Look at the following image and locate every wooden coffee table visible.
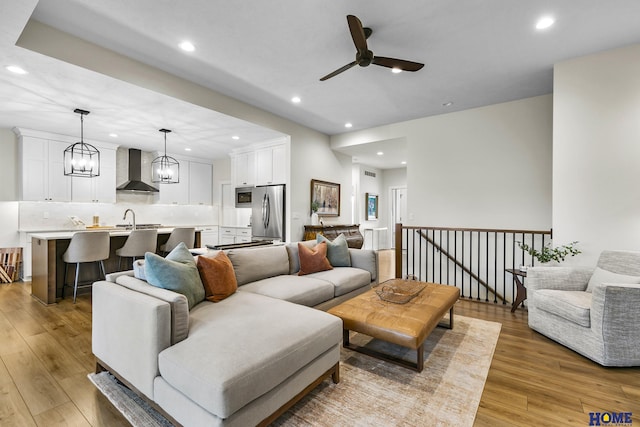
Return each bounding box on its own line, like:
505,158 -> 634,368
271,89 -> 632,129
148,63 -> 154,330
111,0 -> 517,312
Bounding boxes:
328,279 -> 460,372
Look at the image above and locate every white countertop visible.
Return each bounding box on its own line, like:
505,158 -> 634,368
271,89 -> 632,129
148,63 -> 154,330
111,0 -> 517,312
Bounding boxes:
29,225 -> 217,240
30,228 -> 175,240
22,224 -> 217,234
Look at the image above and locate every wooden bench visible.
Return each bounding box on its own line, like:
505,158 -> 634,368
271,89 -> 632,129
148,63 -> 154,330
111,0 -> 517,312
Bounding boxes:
328,279 -> 460,372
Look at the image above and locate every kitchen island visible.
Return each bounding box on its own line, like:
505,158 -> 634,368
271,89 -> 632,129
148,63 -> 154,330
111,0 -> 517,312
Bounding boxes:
30,228 -> 202,305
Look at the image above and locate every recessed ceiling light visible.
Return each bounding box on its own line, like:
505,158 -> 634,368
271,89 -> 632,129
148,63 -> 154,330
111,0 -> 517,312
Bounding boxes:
291,96 -> 301,104
232,135 -> 240,140
179,41 -> 195,52
109,133 -> 118,138
391,68 -> 402,74
377,151 -> 384,156
401,161 -> 407,165
535,16 -> 555,30
6,65 -> 27,75
442,101 -> 453,107
345,122 -> 353,128
185,148 -> 192,151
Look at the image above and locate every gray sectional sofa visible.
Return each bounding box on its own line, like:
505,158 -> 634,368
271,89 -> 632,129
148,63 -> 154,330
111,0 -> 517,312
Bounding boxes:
92,242 -> 378,426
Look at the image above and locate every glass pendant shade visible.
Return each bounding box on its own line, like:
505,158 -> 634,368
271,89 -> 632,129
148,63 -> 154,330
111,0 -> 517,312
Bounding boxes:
64,109 -> 100,177
152,129 -> 180,184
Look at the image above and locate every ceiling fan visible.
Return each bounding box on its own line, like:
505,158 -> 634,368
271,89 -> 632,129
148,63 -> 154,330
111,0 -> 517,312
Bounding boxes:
320,14 -> 425,81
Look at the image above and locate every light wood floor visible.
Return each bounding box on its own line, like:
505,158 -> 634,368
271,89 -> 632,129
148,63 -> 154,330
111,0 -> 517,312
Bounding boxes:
1,251 -> 639,426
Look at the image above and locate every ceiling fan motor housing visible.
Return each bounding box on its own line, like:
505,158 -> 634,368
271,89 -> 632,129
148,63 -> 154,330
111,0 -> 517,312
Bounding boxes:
356,50 -> 374,67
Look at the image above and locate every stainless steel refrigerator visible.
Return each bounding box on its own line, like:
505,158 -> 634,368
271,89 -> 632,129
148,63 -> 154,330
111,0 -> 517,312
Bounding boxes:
251,184 -> 285,242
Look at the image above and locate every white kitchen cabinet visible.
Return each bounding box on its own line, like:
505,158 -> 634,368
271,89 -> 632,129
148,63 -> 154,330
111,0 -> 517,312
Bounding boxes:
231,151 -> 255,187
159,162 -> 190,204
188,161 -> 212,205
71,148 -> 117,203
219,226 -> 252,244
220,235 -> 236,245
20,137 -> 71,201
199,226 -> 219,248
255,143 -> 287,186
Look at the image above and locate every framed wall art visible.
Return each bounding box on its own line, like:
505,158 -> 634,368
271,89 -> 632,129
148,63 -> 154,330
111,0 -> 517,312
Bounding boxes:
310,179 -> 340,216
366,193 -> 378,220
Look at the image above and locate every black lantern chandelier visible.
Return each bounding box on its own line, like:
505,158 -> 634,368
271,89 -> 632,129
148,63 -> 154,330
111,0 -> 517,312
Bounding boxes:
152,128 -> 180,184
64,109 -> 100,177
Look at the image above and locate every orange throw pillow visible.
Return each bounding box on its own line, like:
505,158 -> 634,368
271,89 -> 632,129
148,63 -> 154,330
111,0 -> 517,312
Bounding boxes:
298,241 -> 333,276
197,252 -> 238,302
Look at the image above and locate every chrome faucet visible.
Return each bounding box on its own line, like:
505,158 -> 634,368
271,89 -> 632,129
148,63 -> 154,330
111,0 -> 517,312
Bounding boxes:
123,209 -> 136,230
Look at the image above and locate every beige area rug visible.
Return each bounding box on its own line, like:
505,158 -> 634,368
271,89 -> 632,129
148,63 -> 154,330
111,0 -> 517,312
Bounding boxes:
89,315 -> 500,427
275,315 -> 501,427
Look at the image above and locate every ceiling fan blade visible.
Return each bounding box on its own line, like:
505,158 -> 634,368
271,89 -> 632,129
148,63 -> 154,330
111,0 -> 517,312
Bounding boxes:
372,56 -> 425,72
347,15 -> 368,52
319,61 -> 358,81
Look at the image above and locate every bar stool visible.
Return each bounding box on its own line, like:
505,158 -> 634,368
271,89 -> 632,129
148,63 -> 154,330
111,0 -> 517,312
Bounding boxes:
62,231 -> 110,303
160,227 -> 195,255
116,229 -> 158,270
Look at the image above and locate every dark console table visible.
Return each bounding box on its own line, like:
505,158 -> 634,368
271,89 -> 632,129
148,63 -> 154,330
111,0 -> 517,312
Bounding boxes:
506,268 -> 527,312
303,224 -> 363,249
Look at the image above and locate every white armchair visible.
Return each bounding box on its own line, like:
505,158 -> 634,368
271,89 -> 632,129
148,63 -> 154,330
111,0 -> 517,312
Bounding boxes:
526,250 -> 640,366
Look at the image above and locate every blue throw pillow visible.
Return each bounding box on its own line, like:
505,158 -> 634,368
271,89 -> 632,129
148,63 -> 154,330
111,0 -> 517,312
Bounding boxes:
317,233 -> 351,267
144,242 -> 205,309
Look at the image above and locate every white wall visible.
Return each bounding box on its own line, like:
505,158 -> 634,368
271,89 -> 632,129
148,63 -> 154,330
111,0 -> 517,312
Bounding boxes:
332,95 -> 553,230
290,139 -> 353,239
0,129 -> 18,201
0,202 -> 20,246
553,43 -> 640,264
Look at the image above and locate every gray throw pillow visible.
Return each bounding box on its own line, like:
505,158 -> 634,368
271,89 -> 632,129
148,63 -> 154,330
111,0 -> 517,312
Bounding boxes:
586,266 -> 640,292
145,242 -> 205,309
317,233 -> 351,267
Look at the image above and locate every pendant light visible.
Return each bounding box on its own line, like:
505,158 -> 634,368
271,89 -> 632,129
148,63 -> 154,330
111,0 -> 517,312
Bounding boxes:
64,109 -> 100,177
152,128 -> 180,184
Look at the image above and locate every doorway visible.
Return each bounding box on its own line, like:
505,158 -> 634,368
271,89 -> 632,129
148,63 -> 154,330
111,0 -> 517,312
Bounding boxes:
389,187 -> 407,248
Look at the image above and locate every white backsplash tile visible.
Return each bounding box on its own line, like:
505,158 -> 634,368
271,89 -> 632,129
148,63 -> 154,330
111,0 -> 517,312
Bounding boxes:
18,201 -> 218,231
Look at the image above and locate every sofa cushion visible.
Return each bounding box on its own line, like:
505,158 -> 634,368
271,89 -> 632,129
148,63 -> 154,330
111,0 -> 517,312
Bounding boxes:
145,242 -> 205,310
286,240 -> 317,274
114,274 -> 190,344
157,291 -> 341,419
227,246 -> 290,286
317,233 -> 351,267
238,275 -> 335,306
197,252 -> 237,302
586,267 -> 640,292
298,241 -> 333,276
535,289 -> 592,327
306,267 -> 372,296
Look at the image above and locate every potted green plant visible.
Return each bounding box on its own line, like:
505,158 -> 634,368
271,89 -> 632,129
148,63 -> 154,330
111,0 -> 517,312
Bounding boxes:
517,241 -> 581,264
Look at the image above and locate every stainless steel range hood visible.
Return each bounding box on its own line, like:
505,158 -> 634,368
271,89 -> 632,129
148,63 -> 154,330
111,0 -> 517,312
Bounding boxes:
116,149 -> 159,192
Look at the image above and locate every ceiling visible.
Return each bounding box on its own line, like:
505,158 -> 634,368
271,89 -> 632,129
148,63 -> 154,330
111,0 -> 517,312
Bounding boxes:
2,1 -> 640,167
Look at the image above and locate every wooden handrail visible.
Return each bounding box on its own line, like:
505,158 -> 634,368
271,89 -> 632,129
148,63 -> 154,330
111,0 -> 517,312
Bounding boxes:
400,225 -> 552,236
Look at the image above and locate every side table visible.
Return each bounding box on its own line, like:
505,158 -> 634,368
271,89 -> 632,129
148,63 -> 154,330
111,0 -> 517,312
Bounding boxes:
506,268 -> 527,312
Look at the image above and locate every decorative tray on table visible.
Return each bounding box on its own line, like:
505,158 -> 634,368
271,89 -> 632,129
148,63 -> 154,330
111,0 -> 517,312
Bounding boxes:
375,280 -> 426,304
